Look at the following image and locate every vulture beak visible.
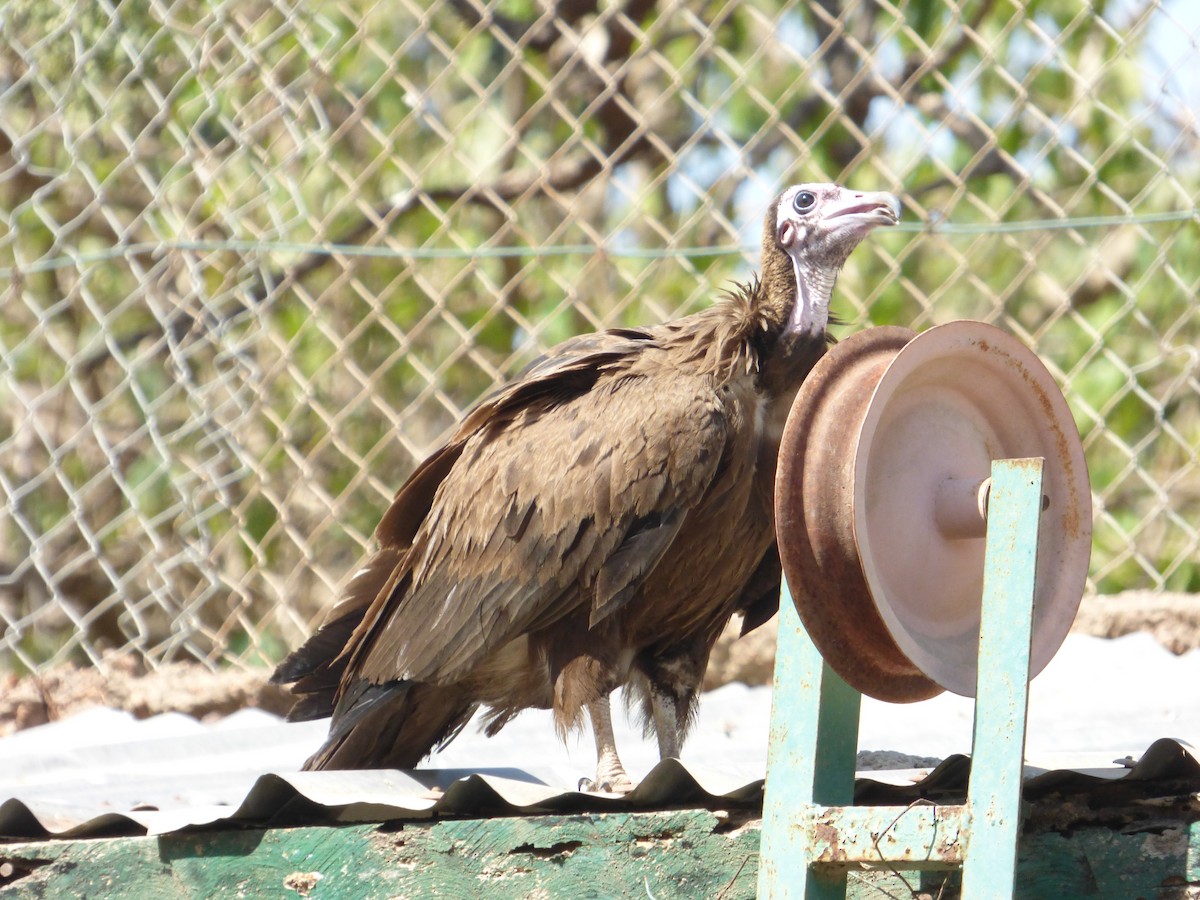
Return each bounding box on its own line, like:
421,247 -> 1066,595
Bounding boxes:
822,190 -> 901,234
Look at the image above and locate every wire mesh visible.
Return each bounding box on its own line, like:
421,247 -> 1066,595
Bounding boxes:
1,0 -> 1198,675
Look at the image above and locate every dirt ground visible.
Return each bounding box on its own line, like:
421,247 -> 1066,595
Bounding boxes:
2,592 -> 1197,738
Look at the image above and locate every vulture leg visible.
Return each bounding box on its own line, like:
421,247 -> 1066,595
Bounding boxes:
578,696 -> 634,793
635,638 -> 709,761
650,688 -> 686,759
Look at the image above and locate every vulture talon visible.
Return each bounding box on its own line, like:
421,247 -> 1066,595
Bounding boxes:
273,184 -> 900,777
577,776 -> 635,795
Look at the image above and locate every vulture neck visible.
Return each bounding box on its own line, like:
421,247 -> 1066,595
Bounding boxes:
753,240 -> 840,398
666,235 -> 839,397
784,258 -> 837,338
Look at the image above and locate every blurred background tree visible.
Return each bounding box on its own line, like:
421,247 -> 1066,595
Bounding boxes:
1,0 -> 1197,673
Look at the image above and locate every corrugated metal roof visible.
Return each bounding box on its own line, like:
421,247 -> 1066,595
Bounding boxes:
2,633 -> 1198,840
1,702 -> 1195,840
0,705 -> 764,837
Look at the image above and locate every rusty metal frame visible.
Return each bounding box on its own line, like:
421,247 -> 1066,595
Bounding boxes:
759,457 -> 1045,898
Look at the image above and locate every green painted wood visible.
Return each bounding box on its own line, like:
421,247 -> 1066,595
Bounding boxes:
759,587 -> 861,899
2,813 -> 1197,899
1014,826 -> 1200,900
0,813 -> 761,900
961,457 -> 1044,897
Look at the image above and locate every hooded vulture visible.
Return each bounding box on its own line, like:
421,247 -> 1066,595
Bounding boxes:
273,183 -> 900,790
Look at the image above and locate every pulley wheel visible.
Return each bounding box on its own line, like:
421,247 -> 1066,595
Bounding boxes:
776,321 -> 1091,702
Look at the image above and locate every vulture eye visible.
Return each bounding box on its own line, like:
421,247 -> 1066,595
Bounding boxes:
793,190 -> 817,213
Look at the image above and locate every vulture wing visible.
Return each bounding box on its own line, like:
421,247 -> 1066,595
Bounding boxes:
272,328 -> 655,719
344,338 -> 735,692
735,544 -> 782,637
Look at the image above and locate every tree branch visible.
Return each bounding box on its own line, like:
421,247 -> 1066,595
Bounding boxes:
252,0 -> 667,305
445,0 -> 599,54
896,0 -> 1000,97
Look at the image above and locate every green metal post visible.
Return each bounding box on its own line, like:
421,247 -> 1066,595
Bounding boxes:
758,586 -> 861,899
961,457 -> 1044,895
759,457 -> 1046,898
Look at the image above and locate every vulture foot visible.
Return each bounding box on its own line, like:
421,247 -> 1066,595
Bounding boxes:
580,763 -> 638,792
582,697 -> 635,793
577,771 -> 635,794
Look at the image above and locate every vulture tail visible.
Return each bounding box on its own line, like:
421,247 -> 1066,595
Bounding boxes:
302,678 -> 476,771
271,610 -> 362,722
271,545 -> 407,722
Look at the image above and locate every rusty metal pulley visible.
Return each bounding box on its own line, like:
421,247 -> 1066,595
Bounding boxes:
775,321 -> 1092,702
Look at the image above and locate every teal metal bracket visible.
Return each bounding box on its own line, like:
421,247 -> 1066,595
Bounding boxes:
759,457 -> 1045,898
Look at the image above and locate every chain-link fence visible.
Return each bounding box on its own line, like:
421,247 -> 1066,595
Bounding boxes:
2,0 -> 1198,676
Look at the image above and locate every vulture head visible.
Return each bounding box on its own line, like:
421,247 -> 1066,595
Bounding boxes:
760,183 -> 900,341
